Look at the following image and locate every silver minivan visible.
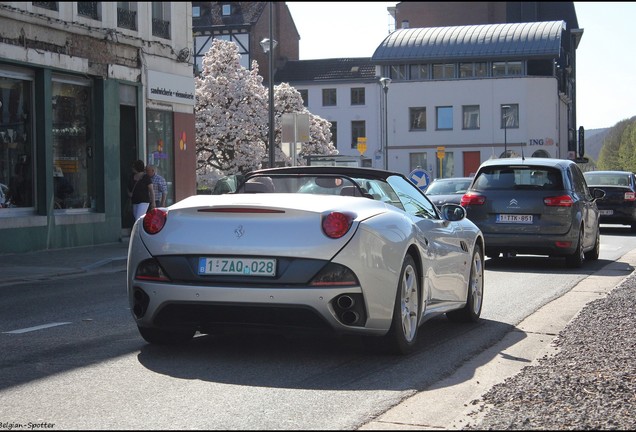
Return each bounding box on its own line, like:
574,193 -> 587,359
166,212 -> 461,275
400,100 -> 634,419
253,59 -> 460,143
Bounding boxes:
461,158 -> 605,268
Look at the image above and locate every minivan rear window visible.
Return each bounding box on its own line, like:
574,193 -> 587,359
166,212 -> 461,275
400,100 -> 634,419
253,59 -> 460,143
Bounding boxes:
473,167 -> 563,190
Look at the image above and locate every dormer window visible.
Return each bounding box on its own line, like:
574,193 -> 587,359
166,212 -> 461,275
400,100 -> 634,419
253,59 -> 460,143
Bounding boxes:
222,4 -> 231,15
192,6 -> 200,17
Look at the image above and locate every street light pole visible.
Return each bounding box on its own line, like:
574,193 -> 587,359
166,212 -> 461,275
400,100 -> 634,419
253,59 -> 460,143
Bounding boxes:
260,2 -> 277,168
380,77 -> 391,170
502,105 -> 511,158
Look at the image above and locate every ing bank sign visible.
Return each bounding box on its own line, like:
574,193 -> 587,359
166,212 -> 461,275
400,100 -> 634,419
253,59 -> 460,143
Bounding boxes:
147,70 -> 195,106
528,137 -> 555,146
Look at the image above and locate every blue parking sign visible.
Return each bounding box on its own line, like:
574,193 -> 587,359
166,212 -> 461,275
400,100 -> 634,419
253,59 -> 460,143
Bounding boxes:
409,169 -> 430,191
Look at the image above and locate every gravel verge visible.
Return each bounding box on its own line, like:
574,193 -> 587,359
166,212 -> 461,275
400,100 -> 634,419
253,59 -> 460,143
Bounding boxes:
463,272 -> 636,430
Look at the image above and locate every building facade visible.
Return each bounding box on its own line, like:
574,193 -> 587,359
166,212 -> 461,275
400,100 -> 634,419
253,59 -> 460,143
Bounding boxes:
0,2 -> 196,253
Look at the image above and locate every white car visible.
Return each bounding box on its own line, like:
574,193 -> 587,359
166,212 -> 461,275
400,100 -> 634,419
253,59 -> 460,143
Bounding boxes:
127,166 -> 485,354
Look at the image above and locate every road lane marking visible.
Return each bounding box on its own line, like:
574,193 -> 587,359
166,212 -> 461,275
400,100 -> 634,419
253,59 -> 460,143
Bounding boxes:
3,322 -> 72,334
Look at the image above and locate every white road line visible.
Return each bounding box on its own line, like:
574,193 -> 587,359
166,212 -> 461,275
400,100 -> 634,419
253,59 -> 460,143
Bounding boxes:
3,322 -> 72,334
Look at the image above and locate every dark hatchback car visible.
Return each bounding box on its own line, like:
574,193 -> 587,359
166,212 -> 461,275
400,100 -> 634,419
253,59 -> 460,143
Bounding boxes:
461,158 -> 605,268
424,177 -> 473,209
583,170 -> 636,231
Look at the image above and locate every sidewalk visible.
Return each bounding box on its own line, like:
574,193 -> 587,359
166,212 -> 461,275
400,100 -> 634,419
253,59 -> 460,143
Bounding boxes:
0,240 -> 129,287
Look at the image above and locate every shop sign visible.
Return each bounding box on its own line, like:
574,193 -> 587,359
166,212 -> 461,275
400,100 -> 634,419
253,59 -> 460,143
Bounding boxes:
147,70 -> 195,105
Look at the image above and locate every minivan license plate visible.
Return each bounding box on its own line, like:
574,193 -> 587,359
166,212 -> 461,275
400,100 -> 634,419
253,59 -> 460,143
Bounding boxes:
496,214 -> 533,224
198,257 -> 276,276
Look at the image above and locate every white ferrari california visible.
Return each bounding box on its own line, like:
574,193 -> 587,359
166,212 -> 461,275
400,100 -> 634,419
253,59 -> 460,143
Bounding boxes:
127,166 -> 485,354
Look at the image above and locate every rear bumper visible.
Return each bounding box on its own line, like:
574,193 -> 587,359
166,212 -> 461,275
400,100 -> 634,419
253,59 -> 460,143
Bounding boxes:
482,231 -> 578,256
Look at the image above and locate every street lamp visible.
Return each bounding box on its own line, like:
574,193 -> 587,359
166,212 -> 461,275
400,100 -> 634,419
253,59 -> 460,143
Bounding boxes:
380,77 -> 391,170
260,2 -> 277,168
502,105 -> 511,158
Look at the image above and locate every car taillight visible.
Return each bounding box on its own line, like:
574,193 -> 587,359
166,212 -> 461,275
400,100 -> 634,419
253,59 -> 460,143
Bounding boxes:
625,192 -> 636,201
460,192 -> 486,206
143,208 -> 167,234
309,262 -> 359,286
135,259 -> 170,282
544,195 -> 574,207
322,211 -> 353,239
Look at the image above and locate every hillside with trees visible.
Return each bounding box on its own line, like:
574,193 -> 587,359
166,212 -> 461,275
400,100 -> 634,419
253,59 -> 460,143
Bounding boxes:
595,116 -> 636,171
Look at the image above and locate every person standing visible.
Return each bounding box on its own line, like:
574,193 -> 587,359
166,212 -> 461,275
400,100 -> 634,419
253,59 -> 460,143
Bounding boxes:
146,164 -> 168,207
127,159 -> 155,220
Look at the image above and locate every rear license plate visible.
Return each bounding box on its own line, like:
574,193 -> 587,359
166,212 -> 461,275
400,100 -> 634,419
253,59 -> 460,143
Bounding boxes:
198,257 -> 276,276
600,210 -> 613,215
496,214 -> 533,224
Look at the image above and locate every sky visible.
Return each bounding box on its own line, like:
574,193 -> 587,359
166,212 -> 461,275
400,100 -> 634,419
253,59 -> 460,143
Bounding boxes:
285,2 -> 636,131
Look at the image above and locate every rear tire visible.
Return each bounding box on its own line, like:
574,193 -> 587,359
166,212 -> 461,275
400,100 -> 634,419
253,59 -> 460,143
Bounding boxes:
138,326 -> 195,345
447,244 -> 484,323
565,227 -> 584,268
584,226 -> 600,261
384,255 -> 420,355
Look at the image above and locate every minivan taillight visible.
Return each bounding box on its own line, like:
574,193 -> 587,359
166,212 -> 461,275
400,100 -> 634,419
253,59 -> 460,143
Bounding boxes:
461,193 -> 486,206
544,195 -> 574,207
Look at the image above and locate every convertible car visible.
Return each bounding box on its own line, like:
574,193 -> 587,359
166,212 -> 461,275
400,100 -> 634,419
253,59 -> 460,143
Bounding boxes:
127,166 -> 485,354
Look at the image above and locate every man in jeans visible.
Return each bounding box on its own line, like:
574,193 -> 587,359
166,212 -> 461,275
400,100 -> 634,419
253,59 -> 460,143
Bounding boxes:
146,164 -> 168,207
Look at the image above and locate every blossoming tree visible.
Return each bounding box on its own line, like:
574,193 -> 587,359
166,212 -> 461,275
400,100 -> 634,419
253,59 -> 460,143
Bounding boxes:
195,39 -> 337,177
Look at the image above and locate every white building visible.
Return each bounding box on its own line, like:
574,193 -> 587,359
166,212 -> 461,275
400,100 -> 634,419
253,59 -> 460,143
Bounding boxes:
277,20 -> 580,178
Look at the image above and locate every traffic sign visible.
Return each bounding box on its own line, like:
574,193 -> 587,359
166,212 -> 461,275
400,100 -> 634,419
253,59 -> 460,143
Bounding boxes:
408,169 -> 430,191
357,137 -> 367,155
437,146 -> 445,159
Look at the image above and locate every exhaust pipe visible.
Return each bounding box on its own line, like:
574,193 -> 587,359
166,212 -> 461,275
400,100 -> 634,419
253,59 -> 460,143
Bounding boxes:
340,310 -> 359,325
336,295 -> 355,309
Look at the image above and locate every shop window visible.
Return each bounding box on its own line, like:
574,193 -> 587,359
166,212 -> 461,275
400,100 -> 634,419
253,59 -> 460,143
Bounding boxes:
0,75 -> 34,209
51,78 -> 94,210
146,109 -> 174,206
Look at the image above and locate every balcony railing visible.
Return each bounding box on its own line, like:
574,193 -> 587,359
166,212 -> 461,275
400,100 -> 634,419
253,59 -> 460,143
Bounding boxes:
117,7 -> 137,31
152,18 -> 171,39
33,2 -> 58,11
78,2 -> 99,20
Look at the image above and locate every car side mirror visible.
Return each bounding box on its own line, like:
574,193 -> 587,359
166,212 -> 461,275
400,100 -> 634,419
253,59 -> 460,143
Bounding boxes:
592,188 -> 606,200
441,204 -> 466,221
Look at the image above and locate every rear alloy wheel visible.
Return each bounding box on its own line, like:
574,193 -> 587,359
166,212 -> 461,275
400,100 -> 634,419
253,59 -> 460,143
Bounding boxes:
138,326 -> 195,345
447,244 -> 484,322
385,255 -> 420,355
584,226 -> 600,261
565,227 -> 584,268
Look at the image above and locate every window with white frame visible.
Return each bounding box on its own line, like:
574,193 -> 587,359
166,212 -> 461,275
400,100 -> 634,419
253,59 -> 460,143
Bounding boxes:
222,4 -> 231,15
351,87 -> 365,105
152,2 -> 171,39
409,107 -> 426,130
330,121 -> 337,148
436,106 -> 453,130
322,88 -> 336,106
462,105 -> 480,129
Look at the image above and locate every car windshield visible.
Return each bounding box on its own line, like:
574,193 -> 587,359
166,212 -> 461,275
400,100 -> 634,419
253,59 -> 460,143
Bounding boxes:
472,167 -> 563,190
426,179 -> 471,195
235,173 -> 400,203
584,172 -> 630,186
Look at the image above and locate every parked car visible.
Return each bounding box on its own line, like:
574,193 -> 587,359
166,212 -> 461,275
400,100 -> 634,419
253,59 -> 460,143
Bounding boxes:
424,177 -> 473,208
460,157 -> 605,268
211,174 -> 244,194
583,170 -> 636,231
128,166 -> 485,354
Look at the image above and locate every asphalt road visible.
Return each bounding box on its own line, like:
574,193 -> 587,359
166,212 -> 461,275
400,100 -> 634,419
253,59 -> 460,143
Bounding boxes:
0,227 -> 634,429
